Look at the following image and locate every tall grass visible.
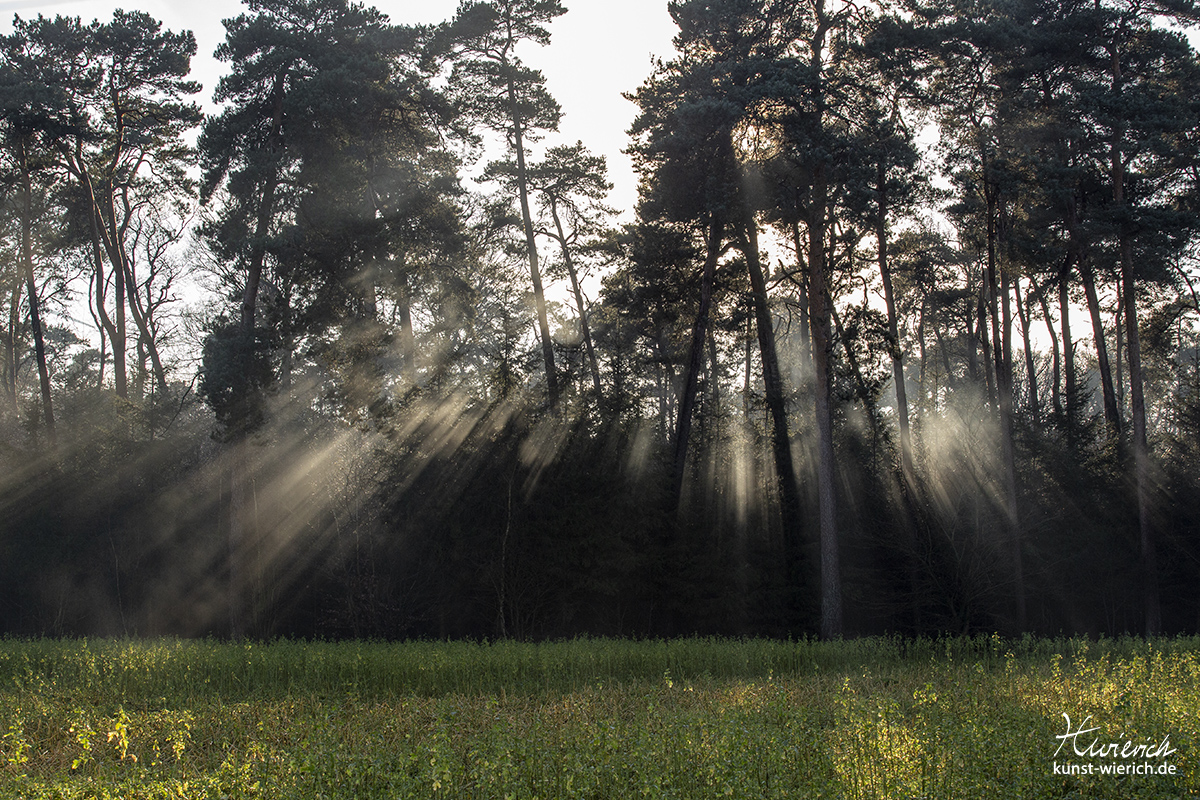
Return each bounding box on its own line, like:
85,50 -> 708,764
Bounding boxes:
2,636 -> 1197,798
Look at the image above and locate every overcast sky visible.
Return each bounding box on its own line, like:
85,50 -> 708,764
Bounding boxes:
1,0 -> 681,213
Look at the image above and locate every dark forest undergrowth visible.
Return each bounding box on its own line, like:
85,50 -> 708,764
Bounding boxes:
1,636 -> 1197,798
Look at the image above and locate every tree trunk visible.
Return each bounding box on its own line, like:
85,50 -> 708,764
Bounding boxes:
1114,290 -> 1124,414
803,0 -> 841,639
78,168 -> 127,399
1033,274 -> 1061,418
876,169 -> 914,491
741,204 -> 803,570
1059,266 -> 1077,436
672,213 -> 724,516
707,329 -> 720,422
123,259 -> 168,398
396,264 -> 417,386
1014,275 -> 1039,417
228,441 -> 248,639
279,281 -> 294,390
1109,37 -> 1159,633
114,212 -> 128,400
507,76 -> 557,403
1122,240 -> 1159,634
985,182 -> 1024,630
978,286 -> 996,406
5,282 -> 20,416
1079,256 -> 1121,439
790,217 -> 813,374
550,201 -> 602,397
808,166 -> 842,639
876,169 -> 921,631
19,144 -> 55,444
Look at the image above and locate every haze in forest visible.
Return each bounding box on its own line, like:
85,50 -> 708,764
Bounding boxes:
2,0 -> 1199,641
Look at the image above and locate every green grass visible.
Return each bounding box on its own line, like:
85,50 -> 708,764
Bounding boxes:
1,635 -> 1197,798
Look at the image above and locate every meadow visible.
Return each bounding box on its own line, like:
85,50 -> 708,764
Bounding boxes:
1,635 -> 1197,799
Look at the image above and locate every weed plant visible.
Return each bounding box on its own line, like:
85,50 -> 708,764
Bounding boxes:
1,635 -> 1196,798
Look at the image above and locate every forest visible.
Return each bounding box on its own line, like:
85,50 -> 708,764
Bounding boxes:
1,0 -> 1199,642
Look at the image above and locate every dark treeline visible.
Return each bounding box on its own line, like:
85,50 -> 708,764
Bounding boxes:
2,0 -> 1200,640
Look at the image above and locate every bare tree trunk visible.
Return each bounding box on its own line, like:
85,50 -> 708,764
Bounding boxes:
114,211 -> 127,400
808,166 -> 842,639
1014,275 -> 1039,417
79,170 -> 126,399
1108,36 -> 1159,632
507,77 -> 557,403
4,282 -> 20,416
876,170 -> 921,631
228,441 -> 247,639
876,171 -> 913,491
707,329 -> 720,421
985,184 -> 1024,630
741,203 -> 803,571
790,217 -> 813,373
396,265 -> 417,386
802,0 -> 841,639
1033,274 -> 1061,418
1080,257 -> 1121,440
1122,240 -> 1159,634
18,141 -> 55,444
978,286 -> 996,405
961,296 -> 976,384
672,213 -> 724,516
1059,266 -> 1077,435
123,260 -> 168,397
550,201 -> 602,397
1114,289 -> 1124,414
743,313 -> 752,419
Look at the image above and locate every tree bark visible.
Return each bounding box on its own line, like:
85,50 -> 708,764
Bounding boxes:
978,286 -> 996,406
507,75 -> 557,403
1014,275 -> 1039,417
984,182 -> 1024,630
1033,274 -> 1061,418
396,264 -> 417,386
549,200 -> 602,397
789,217 -> 813,374
19,141 -> 55,444
808,165 -> 842,639
1109,38 -> 1159,633
741,203 -> 803,570
876,167 -> 914,491
5,282 -> 21,416
672,213 -> 724,517
1122,240 -> 1159,634
122,258 -> 168,398
78,164 -> 126,399
1079,256 -> 1121,440
1059,265 -> 1077,435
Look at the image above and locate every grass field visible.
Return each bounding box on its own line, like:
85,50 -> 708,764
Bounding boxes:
1,635 -> 1197,799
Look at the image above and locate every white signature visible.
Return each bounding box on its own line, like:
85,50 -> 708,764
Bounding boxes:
1054,713 -> 1177,760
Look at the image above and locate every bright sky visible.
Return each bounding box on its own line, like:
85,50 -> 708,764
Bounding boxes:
1,0 -> 680,214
